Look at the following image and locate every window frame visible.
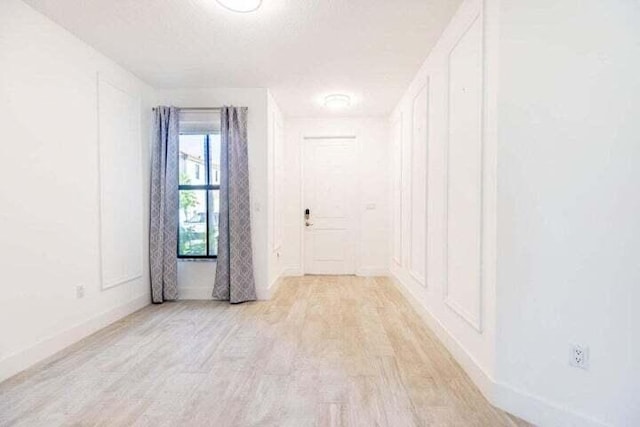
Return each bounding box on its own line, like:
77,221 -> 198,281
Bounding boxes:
178,133 -> 220,260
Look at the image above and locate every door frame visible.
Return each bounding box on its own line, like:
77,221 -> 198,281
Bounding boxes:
300,133 -> 360,275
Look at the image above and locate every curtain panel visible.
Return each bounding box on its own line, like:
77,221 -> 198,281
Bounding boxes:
212,106 -> 257,303
149,106 -> 179,303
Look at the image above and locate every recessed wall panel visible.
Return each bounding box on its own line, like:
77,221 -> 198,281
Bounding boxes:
445,15 -> 483,330
409,83 -> 429,285
272,117 -> 284,250
98,77 -> 143,289
392,115 -> 403,265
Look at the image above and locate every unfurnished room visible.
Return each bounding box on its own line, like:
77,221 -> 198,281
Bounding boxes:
0,0 -> 639,426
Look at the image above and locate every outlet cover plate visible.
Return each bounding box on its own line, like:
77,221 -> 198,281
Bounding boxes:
570,344 -> 589,370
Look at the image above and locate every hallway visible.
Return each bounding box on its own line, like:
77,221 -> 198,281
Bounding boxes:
0,276 -> 528,426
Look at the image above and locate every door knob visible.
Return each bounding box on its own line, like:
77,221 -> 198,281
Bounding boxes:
304,208 -> 313,226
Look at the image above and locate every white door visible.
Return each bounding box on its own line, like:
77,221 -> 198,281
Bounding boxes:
303,137 -> 356,275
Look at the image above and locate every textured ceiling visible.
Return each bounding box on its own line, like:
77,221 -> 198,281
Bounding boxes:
23,0 -> 461,117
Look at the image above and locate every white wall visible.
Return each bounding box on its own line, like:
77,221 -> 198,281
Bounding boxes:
494,0 -> 640,425
0,0 -> 153,382
267,91 -> 286,292
389,0 -> 640,425
282,117 -> 389,276
388,0 -> 498,396
0,1 -> 279,382
154,88 -> 272,300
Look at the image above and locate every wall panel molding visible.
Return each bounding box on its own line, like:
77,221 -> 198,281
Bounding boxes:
442,11 -> 484,332
391,113 -> 404,266
271,113 -> 284,251
97,74 -> 143,290
408,80 -> 429,287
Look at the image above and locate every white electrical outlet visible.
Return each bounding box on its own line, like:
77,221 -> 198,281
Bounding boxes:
570,344 -> 589,370
76,284 -> 85,299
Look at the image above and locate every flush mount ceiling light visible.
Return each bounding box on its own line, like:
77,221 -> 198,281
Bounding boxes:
215,0 -> 262,13
324,94 -> 351,110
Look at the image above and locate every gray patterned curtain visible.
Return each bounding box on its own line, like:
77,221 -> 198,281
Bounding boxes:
149,106 -> 179,303
212,106 -> 257,303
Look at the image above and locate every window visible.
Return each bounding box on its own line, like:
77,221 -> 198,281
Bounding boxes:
178,133 -> 221,258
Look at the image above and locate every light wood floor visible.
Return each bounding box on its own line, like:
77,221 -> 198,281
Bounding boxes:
0,276 -> 531,426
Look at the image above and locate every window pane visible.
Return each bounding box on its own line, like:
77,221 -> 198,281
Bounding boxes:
208,189 -> 220,256
179,135 -> 206,185
209,133 -> 221,186
179,189 -> 207,256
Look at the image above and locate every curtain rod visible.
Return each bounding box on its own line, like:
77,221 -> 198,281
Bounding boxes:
152,107 -> 222,111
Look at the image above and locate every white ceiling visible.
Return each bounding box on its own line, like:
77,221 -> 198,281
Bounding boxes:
23,0 -> 461,117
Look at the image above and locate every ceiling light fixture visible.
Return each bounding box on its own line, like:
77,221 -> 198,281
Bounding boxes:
324,94 -> 351,110
215,0 -> 262,13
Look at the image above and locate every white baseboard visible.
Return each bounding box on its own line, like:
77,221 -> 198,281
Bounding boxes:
267,274 -> 285,298
388,271 -> 611,427
255,288 -> 270,300
0,294 -> 149,384
493,381 -> 609,427
179,286 -> 213,300
282,267 -> 388,277
282,267 -> 303,277
356,266 -> 389,277
180,281 -> 278,301
388,272 -> 495,400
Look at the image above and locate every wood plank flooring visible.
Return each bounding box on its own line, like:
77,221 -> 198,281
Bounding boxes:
0,276 -> 531,426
